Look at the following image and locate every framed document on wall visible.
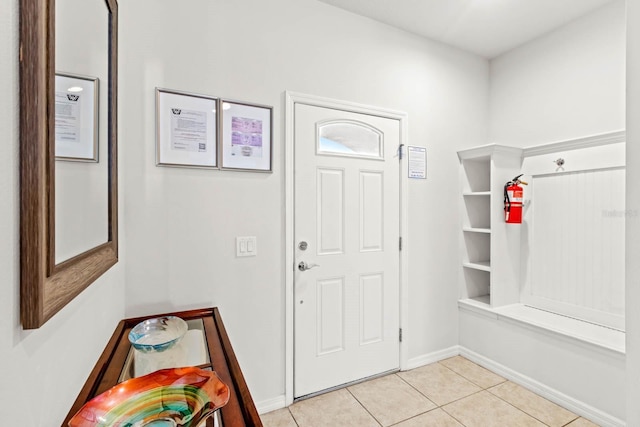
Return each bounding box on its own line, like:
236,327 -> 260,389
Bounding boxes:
156,88 -> 218,168
55,73 -> 99,162
220,99 -> 273,172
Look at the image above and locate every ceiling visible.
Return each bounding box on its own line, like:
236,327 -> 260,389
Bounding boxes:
316,0 -> 618,58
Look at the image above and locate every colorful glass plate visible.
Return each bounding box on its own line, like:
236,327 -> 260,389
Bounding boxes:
68,367 -> 230,427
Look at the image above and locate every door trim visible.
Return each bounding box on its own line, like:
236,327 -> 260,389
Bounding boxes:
284,91 -> 409,405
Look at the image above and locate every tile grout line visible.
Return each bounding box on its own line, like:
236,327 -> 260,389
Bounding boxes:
286,407 -> 301,427
420,359 -> 545,426
349,372 -> 469,427
483,390 -> 554,426
439,358 -> 584,426
485,381 -> 581,426
394,368 -> 483,426
437,358 -> 508,390
438,362 -> 546,425
345,386 -> 384,427
440,388 -> 485,410
437,359 -> 558,425
559,417 -> 582,427
385,407 -> 463,427
394,372 -> 440,408
395,369 -> 491,412
438,404 -> 470,427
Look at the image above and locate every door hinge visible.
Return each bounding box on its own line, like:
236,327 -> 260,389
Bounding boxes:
399,236 -> 402,251
398,144 -> 404,160
399,328 -> 403,342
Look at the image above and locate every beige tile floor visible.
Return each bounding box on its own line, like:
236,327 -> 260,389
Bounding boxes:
260,356 -> 600,427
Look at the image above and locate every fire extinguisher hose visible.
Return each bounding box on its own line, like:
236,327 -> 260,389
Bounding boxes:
504,183 -> 511,214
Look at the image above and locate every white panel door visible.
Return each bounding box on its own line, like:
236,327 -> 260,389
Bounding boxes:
294,103 -> 400,398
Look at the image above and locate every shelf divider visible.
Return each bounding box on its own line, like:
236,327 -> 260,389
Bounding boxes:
463,261 -> 491,272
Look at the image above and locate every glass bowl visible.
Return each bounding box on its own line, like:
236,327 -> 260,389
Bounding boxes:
68,367 -> 230,427
128,316 -> 188,353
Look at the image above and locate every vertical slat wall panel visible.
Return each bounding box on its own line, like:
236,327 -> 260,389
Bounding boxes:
529,168 -> 625,326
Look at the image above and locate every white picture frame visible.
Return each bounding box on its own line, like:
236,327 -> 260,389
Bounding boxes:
156,88 -> 218,168
55,73 -> 99,162
220,99 -> 273,172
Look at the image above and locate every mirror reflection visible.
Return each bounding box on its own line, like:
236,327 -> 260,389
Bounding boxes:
54,0 -> 109,263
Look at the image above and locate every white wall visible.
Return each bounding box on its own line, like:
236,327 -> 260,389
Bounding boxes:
0,1 -> 126,426
490,0 -> 626,147
119,0 -> 489,406
626,1 -> 640,425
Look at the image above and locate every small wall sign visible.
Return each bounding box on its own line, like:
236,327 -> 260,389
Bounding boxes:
407,146 -> 427,179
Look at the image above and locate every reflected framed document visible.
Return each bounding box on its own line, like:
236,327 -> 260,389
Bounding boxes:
220,100 -> 273,172
55,73 -> 99,162
156,88 -> 218,168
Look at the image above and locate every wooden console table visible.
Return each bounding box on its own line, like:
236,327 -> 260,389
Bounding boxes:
63,307 -> 262,427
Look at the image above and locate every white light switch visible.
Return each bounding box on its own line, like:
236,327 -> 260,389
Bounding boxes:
236,236 -> 257,257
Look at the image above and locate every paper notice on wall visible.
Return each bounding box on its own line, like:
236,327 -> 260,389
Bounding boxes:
230,116 -> 263,158
170,108 -> 208,152
407,146 -> 427,179
55,91 -> 82,143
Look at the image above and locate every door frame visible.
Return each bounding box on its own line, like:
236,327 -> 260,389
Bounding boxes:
284,91 -> 409,405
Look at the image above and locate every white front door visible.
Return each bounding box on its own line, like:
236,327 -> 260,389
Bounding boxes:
294,102 -> 401,398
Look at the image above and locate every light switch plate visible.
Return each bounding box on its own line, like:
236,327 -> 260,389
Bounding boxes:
236,236 -> 257,257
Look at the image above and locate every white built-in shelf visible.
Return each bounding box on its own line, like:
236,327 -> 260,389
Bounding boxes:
459,144 -> 523,308
460,295 -> 491,308
457,144 -> 524,161
463,227 -> 491,234
463,261 -> 491,272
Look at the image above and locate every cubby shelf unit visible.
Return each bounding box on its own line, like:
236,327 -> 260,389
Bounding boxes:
458,144 -> 523,308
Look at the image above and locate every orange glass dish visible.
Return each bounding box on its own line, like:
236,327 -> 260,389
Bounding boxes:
68,367 -> 230,427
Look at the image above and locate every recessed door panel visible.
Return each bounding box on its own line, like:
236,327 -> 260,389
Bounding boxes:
360,273 -> 384,345
317,168 -> 344,255
360,171 -> 384,252
317,277 -> 345,355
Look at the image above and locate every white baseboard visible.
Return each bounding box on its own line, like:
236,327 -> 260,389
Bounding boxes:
405,345 -> 460,370
459,347 -> 625,427
256,394 -> 287,415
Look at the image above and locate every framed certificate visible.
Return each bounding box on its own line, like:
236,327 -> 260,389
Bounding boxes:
220,99 -> 273,172
156,88 -> 218,168
55,73 -> 99,162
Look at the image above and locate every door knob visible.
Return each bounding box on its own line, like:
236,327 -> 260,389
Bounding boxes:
298,261 -> 320,271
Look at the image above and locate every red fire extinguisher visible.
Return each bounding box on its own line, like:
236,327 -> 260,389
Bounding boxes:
504,174 -> 528,224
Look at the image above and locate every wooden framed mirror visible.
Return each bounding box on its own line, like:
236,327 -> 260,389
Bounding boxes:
20,0 -> 118,329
